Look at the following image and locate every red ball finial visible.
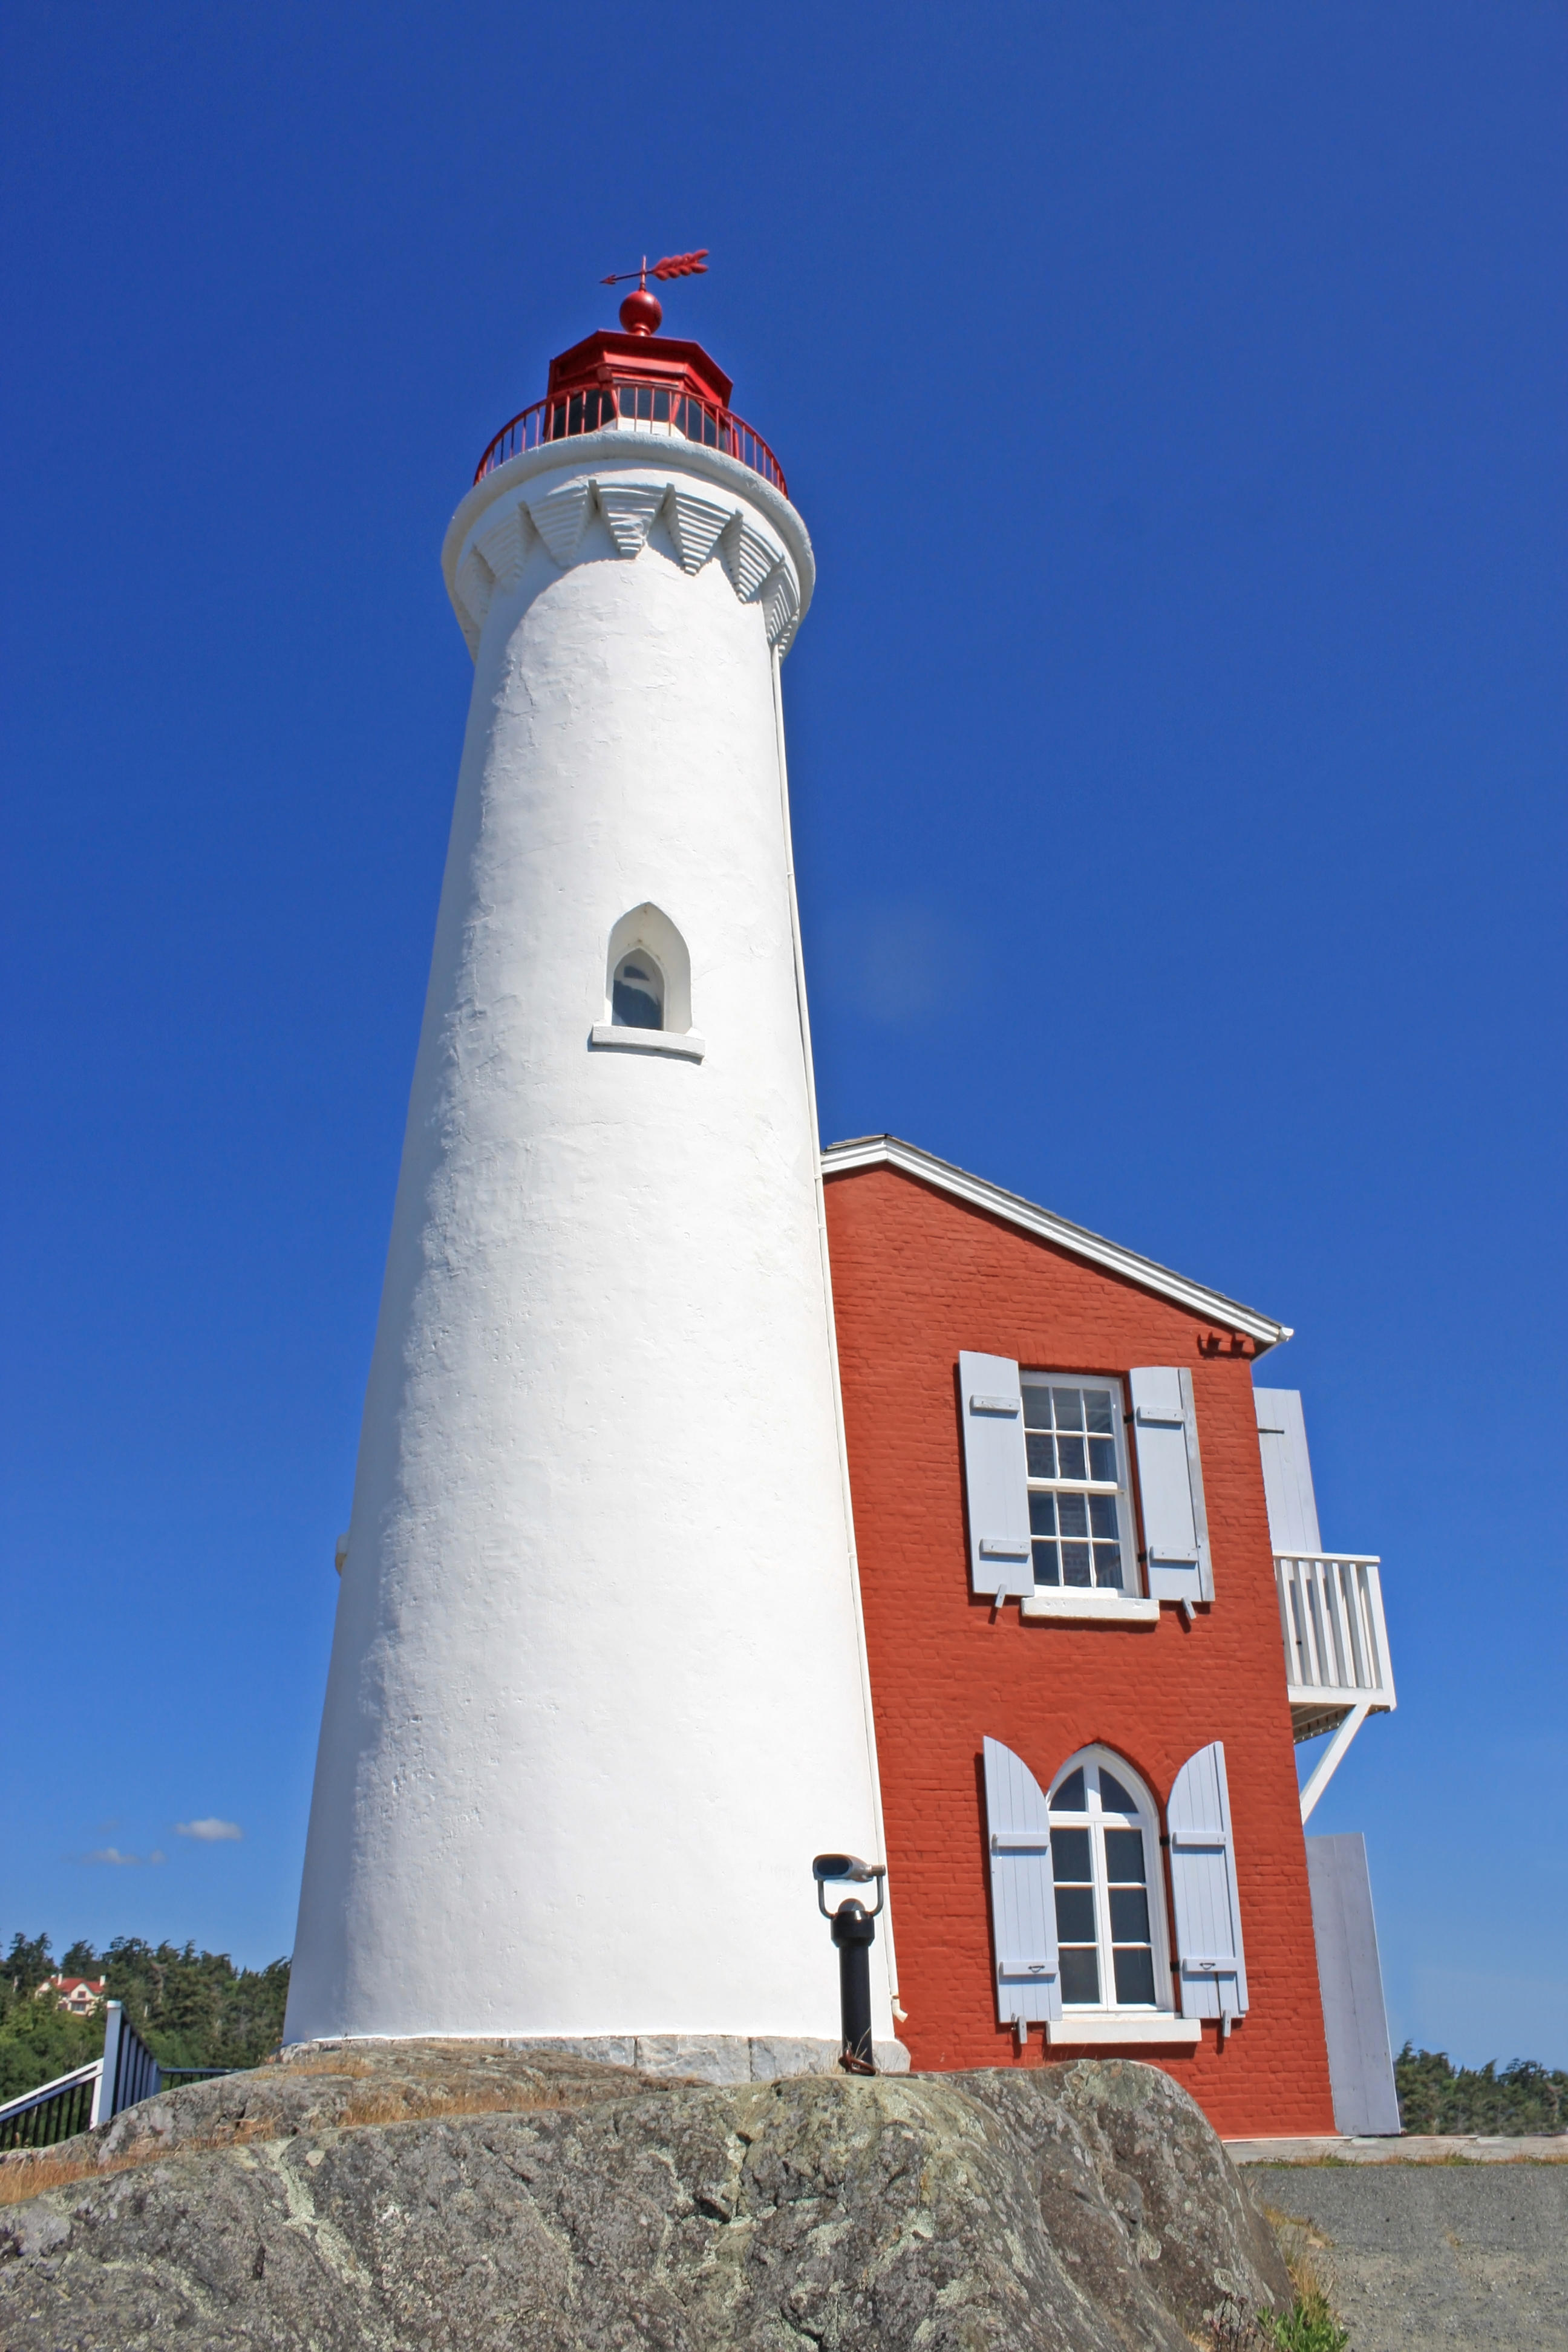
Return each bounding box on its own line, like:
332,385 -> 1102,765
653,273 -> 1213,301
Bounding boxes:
619,284 -> 662,336
602,253 -> 706,333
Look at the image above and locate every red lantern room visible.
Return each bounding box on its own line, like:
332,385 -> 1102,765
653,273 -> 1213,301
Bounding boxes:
474,253 -> 785,495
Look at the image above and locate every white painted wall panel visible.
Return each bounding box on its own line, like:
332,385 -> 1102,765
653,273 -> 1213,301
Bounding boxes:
1254,1388 -> 1324,1557
1130,1367 -> 1214,1604
1307,1833 -> 1400,2135
958,1353 -> 1032,1598
982,1737 -> 1060,2024
1168,1740 -> 1248,2019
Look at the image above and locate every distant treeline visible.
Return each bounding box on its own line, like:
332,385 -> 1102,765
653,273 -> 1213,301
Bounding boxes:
1394,2043 -> 1566,2135
0,1933 -> 290,2105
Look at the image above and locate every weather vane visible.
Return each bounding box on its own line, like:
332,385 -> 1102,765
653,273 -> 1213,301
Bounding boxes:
601,250 -> 708,336
600,250 -> 709,289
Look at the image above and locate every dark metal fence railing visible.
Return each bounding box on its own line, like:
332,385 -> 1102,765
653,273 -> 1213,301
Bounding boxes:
0,2061 -> 100,2151
475,382 -> 786,497
0,2001 -> 165,2153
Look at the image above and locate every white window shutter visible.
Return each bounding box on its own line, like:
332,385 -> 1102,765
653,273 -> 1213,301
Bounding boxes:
1129,1366 -> 1213,1603
1253,1388 -> 1323,1557
958,1352 -> 1033,1599
1167,1740 -> 1248,2020
982,1736 -> 1061,2023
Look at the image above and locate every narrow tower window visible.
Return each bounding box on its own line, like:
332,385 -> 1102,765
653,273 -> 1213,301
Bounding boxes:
592,905 -> 701,1056
603,905 -> 693,1037
612,952 -> 664,1031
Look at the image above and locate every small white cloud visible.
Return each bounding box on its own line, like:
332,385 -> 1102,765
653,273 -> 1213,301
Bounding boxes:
149,1850 -> 167,1865
175,1818 -> 244,1843
83,1847 -> 145,1866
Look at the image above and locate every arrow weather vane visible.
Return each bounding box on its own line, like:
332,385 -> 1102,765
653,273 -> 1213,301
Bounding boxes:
601,250 -> 710,289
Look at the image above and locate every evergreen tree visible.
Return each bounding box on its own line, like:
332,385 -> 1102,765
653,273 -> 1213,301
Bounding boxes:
0,1936 -> 102,2102
1,1932 -> 54,2008
0,1932 -> 292,2103
1395,2043 -> 1567,2134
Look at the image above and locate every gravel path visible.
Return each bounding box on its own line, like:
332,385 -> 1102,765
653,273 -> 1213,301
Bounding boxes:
1248,2163 -> 1568,2352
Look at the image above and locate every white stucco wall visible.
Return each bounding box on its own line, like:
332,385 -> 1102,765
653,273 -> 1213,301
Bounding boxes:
286,431 -> 892,2046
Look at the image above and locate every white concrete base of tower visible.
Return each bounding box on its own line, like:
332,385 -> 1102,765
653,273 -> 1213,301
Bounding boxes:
281,2034 -> 912,2085
285,414 -> 895,2053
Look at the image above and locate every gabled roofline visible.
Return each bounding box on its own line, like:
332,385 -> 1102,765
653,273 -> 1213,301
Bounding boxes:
819,1135 -> 1292,1352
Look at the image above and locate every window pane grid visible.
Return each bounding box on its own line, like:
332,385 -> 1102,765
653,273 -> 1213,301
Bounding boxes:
1048,1756 -> 1163,2014
1023,1378 -> 1128,1590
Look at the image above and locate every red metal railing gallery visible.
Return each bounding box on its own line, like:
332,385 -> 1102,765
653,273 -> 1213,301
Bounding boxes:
475,381 -> 786,497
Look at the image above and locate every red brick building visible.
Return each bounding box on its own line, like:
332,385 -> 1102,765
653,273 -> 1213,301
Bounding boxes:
822,1136 -> 1398,2141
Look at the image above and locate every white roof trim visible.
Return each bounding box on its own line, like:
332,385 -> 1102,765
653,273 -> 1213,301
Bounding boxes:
820,1135 -> 1291,1351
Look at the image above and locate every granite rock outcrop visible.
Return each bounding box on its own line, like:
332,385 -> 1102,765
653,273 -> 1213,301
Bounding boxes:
0,2045 -> 1289,2348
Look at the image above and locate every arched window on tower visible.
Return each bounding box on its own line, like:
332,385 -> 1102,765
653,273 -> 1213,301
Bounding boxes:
1047,1748 -> 1171,2016
591,904 -> 705,1061
611,950 -> 664,1031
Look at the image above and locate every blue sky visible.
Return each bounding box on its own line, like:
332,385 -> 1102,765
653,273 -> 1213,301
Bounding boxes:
3,3 -> 1563,2068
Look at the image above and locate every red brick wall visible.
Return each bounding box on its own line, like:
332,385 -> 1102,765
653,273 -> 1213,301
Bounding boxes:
826,1161 -> 1336,2139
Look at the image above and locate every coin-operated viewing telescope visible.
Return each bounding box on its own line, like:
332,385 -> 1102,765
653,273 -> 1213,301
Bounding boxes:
813,1854 -> 888,2074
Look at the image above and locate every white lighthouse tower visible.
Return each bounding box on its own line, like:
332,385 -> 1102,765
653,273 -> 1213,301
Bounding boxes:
286,274 -> 897,2068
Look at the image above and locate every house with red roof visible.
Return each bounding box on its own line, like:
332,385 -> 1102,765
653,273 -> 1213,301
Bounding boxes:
41,1976 -> 107,2018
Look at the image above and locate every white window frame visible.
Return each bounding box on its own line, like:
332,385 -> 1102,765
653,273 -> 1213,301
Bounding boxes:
1019,1372 -> 1143,1609
1047,1745 -> 1174,2021
590,902 -> 707,1061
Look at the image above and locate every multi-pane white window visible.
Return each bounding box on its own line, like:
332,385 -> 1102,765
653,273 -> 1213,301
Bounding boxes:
1022,1376 -> 1135,1592
1048,1749 -> 1170,2012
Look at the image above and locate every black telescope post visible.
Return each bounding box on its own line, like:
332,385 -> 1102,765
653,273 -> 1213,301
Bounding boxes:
812,1854 -> 887,2075
831,1898 -> 877,2071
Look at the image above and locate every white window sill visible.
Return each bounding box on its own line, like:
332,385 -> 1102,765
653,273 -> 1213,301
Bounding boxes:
1045,2013 -> 1201,2047
589,1024 -> 705,1062
1021,1590 -> 1160,1625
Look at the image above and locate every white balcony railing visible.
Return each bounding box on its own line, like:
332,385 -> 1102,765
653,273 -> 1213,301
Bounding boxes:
1276,1554 -> 1396,1742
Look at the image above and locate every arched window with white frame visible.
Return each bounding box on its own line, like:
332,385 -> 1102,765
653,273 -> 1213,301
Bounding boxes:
590,904 -> 705,1062
1047,1747 -> 1172,2016
602,903 -> 695,1038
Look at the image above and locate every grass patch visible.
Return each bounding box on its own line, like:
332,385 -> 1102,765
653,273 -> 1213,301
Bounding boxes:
0,2071 -> 586,2206
1258,2295 -> 1348,2351
1255,2206 -> 1348,2352
0,2143 -> 200,2206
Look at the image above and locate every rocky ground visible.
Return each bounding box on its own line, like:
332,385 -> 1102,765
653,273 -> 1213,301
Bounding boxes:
1250,2160 -> 1568,2352
0,2043 -> 1289,2349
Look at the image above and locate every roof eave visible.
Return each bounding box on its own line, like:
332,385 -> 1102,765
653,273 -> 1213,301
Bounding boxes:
819,1135 -> 1292,1353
